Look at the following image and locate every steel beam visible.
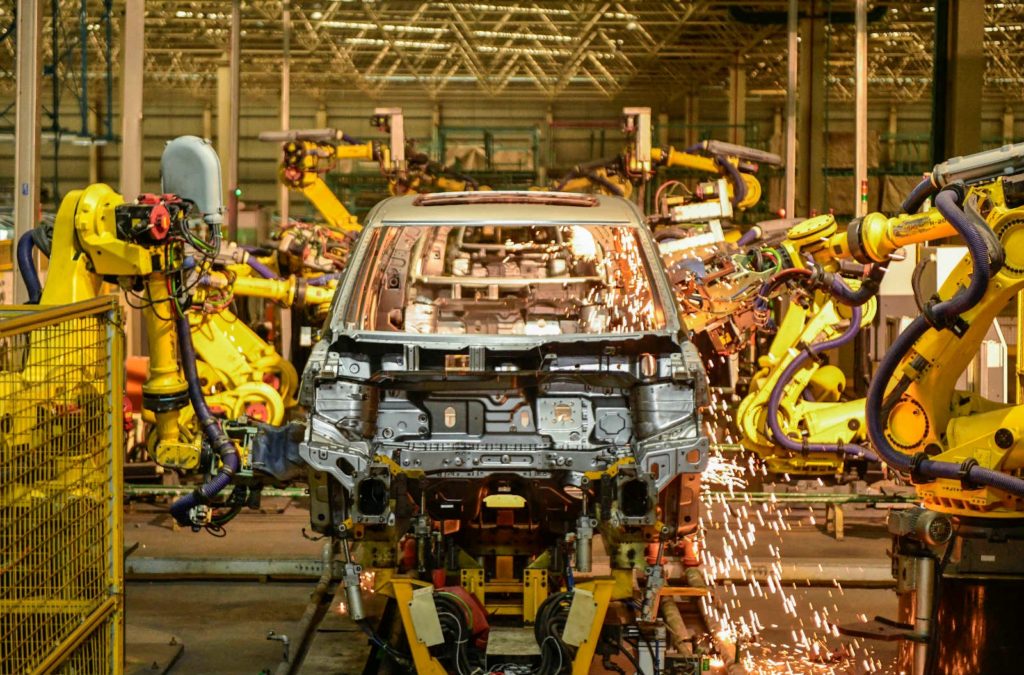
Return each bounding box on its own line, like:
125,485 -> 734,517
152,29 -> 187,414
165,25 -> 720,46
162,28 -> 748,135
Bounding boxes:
13,0 -> 43,304
854,0 -> 868,217
784,0 -> 797,218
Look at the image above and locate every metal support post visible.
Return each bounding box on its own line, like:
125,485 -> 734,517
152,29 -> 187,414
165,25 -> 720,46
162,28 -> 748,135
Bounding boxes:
89,105 -> 102,183
784,0 -> 797,218
797,10 -> 826,215
119,0 -> 145,355
202,105 -> 213,141
887,106 -> 898,167
657,112 -> 669,149
119,0 -> 144,199
931,0 -> 985,162
13,0 -> 43,304
728,60 -> 746,146
278,0 -> 291,228
431,103 -> 442,163
217,55 -> 230,198
913,556 -> 935,675
855,0 -> 868,216
226,0 -> 241,238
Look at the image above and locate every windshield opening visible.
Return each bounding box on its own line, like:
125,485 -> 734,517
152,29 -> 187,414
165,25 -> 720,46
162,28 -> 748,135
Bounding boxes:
346,223 -> 666,336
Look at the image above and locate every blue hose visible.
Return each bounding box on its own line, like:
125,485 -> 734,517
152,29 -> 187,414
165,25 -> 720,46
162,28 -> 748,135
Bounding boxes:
901,176 -> 938,214
17,232 -> 42,304
246,256 -> 279,280
169,313 -> 241,526
864,187 -> 1024,497
765,305 -> 877,460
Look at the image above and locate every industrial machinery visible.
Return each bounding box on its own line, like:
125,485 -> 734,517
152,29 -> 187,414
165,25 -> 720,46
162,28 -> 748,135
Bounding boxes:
824,143 -> 1024,673
261,107 -> 484,236
730,215 -> 885,478
258,126 -> 384,233
19,136 -> 277,529
556,107 -> 781,236
299,191 -> 711,672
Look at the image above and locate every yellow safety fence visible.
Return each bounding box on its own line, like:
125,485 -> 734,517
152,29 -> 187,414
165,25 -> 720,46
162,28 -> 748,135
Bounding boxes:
0,296 -> 124,674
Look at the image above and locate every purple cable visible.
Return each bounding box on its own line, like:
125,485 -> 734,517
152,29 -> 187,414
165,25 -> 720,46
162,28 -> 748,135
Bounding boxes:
246,257 -> 279,279
765,304 -> 878,460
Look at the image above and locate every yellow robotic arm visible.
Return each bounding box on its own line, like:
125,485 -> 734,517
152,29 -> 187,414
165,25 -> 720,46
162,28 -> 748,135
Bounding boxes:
258,129 -> 376,233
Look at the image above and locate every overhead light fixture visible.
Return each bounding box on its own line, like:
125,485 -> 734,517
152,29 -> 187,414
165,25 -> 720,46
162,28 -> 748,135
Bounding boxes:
472,29 -> 573,43
345,36 -> 450,50
457,4 -> 572,16
321,20 -> 447,35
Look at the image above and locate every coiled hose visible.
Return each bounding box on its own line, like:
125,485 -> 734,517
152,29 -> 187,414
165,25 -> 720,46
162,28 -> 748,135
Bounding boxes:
17,232 -> 42,304
169,313 -> 241,526
865,187 -> 1024,496
901,176 -> 938,214
765,304 -> 878,460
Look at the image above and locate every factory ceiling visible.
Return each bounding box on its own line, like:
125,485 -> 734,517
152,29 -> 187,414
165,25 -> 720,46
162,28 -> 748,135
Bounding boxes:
0,1 -> 1022,104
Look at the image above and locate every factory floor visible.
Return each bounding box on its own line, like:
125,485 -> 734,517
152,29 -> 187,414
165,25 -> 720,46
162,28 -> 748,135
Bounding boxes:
122,496 -> 900,674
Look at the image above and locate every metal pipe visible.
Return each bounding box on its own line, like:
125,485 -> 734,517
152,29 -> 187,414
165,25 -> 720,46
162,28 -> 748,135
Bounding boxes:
854,0 -> 868,217
124,485 -> 308,498
784,0 -> 797,217
913,556 -> 935,675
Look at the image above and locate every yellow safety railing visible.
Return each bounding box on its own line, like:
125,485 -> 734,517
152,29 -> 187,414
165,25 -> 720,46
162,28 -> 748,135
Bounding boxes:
0,296 -> 124,674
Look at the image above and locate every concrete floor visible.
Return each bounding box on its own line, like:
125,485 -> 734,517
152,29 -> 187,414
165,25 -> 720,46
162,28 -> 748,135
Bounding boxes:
123,497 -> 900,674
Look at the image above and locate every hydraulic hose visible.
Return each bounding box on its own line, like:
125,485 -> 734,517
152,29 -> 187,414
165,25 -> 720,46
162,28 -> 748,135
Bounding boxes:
17,232 -> 42,304
864,187 -> 1024,497
247,256 -> 279,280
715,155 -> 748,208
901,176 -> 938,214
753,267 -> 813,314
764,304 -> 877,460
930,187 -> 990,320
169,313 -> 241,526
307,273 -> 341,287
824,261 -> 889,307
